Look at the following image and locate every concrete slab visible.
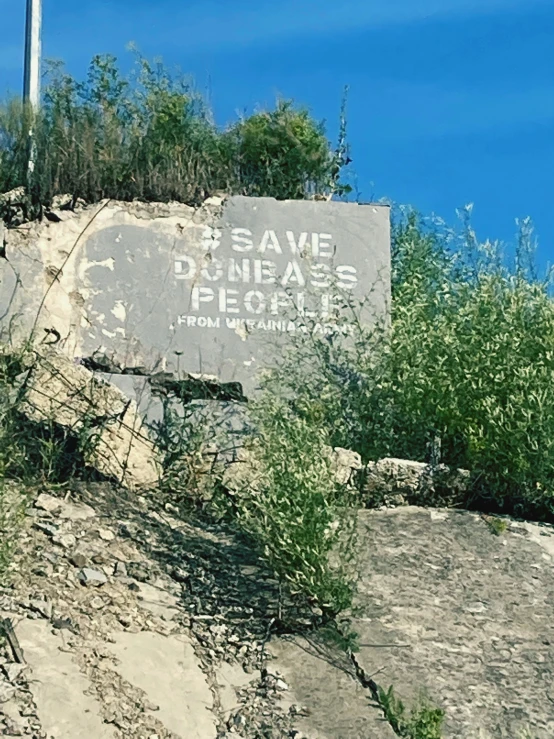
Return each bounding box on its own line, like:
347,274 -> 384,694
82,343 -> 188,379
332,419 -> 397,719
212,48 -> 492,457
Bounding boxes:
96,372 -> 163,427
135,581 -> 181,620
96,374 -> 252,458
521,520 -> 554,559
268,635 -> 396,739
108,631 -> 217,738
1,197 -> 390,394
352,508 -> 554,738
14,617 -> 114,739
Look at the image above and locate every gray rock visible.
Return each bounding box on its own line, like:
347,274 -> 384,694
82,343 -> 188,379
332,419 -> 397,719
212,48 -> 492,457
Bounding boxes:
352,507 -> 554,738
97,528 -> 115,542
69,553 -> 88,569
126,562 -> 151,583
51,616 -> 76,632
330,447 -> 363,486
52,532 -> 77,549
113,561 -> 128,578
51,193 -> 73,210
78,568 -> 108,587
0,702 -> 28,734
0,680 -> 16,703
16,348 -> 162,490
30,562 -> 54,578
0,186 -> 26,205
29,599 -> 53,619
363,457 -> 470,507
57,501 -> 96,522
34,493 -> 62,514
33,521 -> 58,537
222,443 -> 362,497
91,552 -> 109,566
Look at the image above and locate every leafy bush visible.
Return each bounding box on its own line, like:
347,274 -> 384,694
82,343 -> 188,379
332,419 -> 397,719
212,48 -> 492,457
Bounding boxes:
0,52 -> 347,211
222,100 -> 337,200
152,399 -> 226,512
227,394 -> 357,618
265,208 -> 554,521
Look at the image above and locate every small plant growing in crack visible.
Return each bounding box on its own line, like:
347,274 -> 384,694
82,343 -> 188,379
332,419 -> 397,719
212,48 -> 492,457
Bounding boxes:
377,684 -> 445,739
482,515 -> 508,536
515,728 -> 539,739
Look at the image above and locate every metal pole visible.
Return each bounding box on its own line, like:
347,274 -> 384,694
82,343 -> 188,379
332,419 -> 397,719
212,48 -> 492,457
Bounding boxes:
23,0 -> 42,108
23,0 -> 42,177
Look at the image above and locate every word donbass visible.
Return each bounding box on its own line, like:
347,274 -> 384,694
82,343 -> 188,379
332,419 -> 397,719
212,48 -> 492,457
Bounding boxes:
175,227 -> 358,319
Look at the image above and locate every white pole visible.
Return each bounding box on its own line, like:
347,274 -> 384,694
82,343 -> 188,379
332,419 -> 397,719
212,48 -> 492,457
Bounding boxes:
23,0 -> 42,108
23,0 -> 42,176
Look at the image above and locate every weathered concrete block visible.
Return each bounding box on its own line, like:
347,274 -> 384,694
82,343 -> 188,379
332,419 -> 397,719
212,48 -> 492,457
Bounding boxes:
16,348 -> 162,489
363,457 -> 470,507
94,372 -> 252,461
330,447 -> 363,486
1,196 -> 390,395
94,372 -> 165,428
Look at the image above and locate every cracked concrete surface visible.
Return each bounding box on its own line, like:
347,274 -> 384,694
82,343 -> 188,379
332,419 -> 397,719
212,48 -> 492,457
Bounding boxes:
352,507 -> 554,738
1,486 -> 553,738
108,631 -> 217,738
268,635 -> 396,739
12,618 -> 114,739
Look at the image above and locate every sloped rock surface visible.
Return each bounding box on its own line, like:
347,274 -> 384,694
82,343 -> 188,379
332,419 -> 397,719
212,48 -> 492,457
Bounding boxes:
1,484 -> 387,739
2,481 -> 553,738
352,507 -> 554,738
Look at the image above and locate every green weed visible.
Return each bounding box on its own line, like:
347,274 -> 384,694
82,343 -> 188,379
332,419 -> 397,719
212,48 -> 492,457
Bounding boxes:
228,394 -> 358,619
378,685 -> 445,739
483,515 -> 508,536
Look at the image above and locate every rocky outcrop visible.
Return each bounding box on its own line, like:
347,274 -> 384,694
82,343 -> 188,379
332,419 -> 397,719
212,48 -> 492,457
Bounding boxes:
363,457 -> 470,508
1,482 -> 553,738
12,347 -> 162,489
0,187 -> 29,227
0,483 -> 352,739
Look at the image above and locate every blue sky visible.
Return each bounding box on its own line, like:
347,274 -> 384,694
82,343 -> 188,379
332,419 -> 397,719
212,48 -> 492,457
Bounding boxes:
1,0 -> 554,265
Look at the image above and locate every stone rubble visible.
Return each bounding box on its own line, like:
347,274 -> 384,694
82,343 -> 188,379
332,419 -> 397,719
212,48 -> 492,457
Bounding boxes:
0,475 -> 552,737
363,456 -> 470,508
0,484 -> 320,739
0,187 -> 29,226
221,444 -> 362,498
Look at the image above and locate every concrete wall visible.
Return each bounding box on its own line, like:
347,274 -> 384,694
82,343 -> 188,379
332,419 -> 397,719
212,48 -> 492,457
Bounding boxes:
0,195 -> 390,394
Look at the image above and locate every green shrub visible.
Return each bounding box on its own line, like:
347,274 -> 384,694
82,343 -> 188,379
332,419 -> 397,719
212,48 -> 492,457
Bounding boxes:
265,208 -> 554,521
0,52 -> 347,211
152,400 -> 221,512
229,394 -> 357,618
222,100 -> 337,200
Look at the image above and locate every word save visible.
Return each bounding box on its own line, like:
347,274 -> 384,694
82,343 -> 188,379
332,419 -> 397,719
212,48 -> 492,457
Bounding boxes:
174,227 -> 357,318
